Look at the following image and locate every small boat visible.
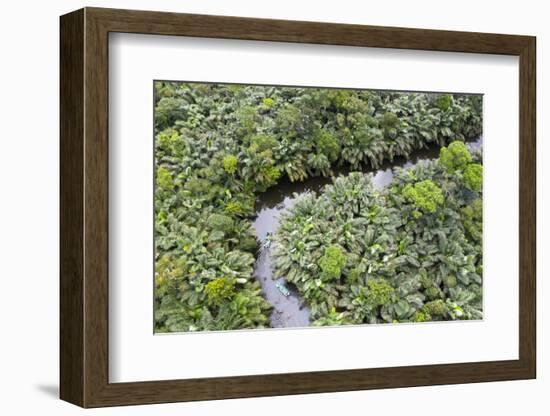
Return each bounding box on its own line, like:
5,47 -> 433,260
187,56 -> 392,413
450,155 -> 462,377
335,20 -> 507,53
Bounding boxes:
263,232 -> 272,249
275,281 -> 290,297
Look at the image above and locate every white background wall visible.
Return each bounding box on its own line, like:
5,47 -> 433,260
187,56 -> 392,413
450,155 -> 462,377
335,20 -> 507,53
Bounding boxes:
0,0 -> 546,414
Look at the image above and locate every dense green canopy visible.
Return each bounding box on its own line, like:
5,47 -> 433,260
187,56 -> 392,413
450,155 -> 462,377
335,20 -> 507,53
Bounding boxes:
154,82 -> 482,332
273,148 -> 483,325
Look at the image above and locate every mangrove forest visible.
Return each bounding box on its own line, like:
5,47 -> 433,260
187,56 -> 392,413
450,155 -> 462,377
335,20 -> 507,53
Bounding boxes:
153,81 -> 483,332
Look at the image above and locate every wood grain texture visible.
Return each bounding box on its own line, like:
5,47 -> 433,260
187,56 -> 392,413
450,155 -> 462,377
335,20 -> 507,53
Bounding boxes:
88,7 -> 532,54
83,10 -> 110,406
59,8 -> 84,407
59,7 -> 537,408
518,37 -> 537,376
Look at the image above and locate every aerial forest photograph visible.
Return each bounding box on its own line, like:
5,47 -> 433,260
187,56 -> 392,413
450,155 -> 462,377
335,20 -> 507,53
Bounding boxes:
153,81 -> 483,333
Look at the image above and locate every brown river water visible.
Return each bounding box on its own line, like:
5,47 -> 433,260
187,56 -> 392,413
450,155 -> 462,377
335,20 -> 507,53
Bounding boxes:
251,137 -> 482,328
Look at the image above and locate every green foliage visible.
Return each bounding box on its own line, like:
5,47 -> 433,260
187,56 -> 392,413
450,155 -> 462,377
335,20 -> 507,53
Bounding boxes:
315,129 -> 340,162
380,112 -> 400,139
367,279 -> 395,306
275,103 -> 302,132
156,128 -> 179,149
461,198 -> 483,243
423,299 -> 448,316
262,97 -> 275,109
439,141 -> 473,173
436,94 -> 453,111
222,155 -> 238,174
263,165 -> 282,185
239,236 -> 258,253
381,112 -> 399,127
224,200 -> 253,217
224,201 -> 243,215
207,213 -> 234,233
348,268 -> 361,283
424,286 -> 441,300
156,166 -> 174,191
463,163 -> 483,191
273,148 -> 483,326
414,310 -> 431,322
402,180 -> 444,214
318,245 -> 346,281
153,81 -> 483,331
237,106 -> 257,133
249,134 -> 278,154
205,278 -> 236,306
312,307 -> 350,326
155,98 -> 186,131
443,275 -> 458,289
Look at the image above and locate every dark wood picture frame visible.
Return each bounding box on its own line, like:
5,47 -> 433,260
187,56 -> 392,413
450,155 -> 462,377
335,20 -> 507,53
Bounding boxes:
60,7 -> 536,408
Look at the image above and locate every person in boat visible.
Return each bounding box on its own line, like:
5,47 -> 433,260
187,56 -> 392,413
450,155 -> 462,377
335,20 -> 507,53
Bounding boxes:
275,280 -> 290,297
263,232 -> 272,248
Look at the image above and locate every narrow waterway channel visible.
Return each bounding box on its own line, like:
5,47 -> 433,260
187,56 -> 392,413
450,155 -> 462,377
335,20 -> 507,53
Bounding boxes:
251,137 -> 482,328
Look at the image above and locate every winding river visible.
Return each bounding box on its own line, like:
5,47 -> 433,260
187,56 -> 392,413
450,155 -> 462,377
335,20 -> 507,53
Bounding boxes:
251,137 -> 482,328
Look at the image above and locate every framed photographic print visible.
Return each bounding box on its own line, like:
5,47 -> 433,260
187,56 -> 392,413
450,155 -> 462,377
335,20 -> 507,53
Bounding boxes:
60,7 -> 536,408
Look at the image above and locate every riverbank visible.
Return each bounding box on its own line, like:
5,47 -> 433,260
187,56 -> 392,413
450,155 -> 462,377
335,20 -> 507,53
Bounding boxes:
252,136 -> 482,328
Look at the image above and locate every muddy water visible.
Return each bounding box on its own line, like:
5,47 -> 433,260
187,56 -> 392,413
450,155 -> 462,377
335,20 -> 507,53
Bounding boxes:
251,137 -> 482,328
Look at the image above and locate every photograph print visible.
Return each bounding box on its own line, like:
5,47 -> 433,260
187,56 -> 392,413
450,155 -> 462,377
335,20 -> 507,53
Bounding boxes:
153,81 -> 483,333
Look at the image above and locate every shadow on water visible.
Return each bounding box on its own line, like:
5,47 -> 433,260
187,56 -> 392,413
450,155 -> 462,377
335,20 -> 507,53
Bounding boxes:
251,137 -> 482,328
